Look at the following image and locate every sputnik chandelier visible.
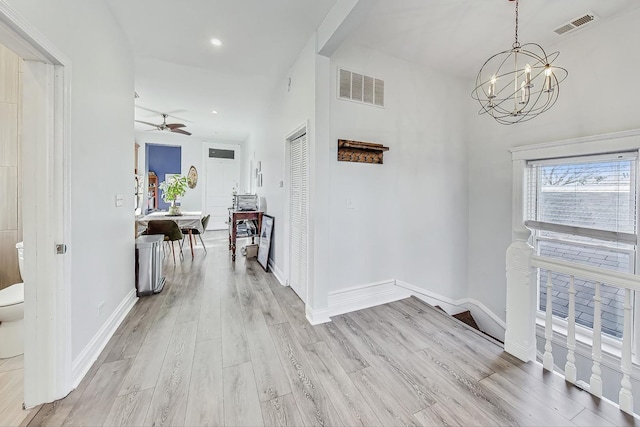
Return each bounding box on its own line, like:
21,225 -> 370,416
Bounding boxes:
471,0 -> 568,125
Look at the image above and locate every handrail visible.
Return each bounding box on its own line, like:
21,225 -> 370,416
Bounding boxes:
531,255 -> 640,291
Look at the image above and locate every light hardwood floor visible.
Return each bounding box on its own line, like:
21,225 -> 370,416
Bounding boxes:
0,355 -> 33,427
22,231 -> 639,426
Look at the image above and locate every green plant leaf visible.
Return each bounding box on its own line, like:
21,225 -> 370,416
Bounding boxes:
158,175 -> 188,203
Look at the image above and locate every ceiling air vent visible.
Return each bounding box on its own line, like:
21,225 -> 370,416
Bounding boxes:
554,13 -> 597,35
338,68 -> 384,107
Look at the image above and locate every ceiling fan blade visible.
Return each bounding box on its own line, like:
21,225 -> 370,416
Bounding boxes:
135,120 -> 160,128
171,128 -> 192,136
166,123 -> 186,129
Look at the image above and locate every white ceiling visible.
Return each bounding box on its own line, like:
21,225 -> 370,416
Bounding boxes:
348,0 -> 640,80
106,0 -> 337,141
107,0 -> 640,142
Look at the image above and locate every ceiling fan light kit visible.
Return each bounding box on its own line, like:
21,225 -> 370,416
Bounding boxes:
471,0 -> 568,125
135,113 -> 192,136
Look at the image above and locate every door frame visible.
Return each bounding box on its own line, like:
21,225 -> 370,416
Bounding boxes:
0,1 -> 72,407
201,141 -> 242,230
283,122 -> 309,303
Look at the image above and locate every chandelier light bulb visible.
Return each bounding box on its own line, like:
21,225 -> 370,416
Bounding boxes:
525,64 -> 532,86
489,75 -> 497,98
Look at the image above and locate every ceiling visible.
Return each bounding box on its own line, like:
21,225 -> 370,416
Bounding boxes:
348,0 -> 640,80
107,0 -> 640,142
106,0 -> 337,141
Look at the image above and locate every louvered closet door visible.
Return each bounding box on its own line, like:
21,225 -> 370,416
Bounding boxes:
289,133 -> 308,302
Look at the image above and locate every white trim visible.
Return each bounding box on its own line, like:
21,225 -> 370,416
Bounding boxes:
396,280 -> 507,333
328,280 -> 409,317
284,123 -> 308,142
527,150 -> 638,166
268,258 -> 286,287
532,255 -> 640,291
322,279 -> 507,342
0,0 -> 73,408
510,128 -> 640,161
71,290 -> 137,388
0,0 -> 70,64
526,221 -> 637,245
305,305 -> 331,325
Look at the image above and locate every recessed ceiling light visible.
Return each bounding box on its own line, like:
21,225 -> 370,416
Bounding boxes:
211,110 -> 218,114
210,38 -> 222,46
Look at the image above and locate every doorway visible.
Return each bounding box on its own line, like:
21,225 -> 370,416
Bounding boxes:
0,3 -> 72,413
287,130 -> 309,302
145,144 -> 181,212
202,142 -> 241,230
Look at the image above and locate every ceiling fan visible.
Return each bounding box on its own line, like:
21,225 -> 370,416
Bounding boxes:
135,114 -> 192,136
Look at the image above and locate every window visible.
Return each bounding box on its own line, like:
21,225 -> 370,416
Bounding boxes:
526,152 -> 638,338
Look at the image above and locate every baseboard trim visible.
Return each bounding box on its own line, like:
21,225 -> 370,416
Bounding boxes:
268,258 -> 286,287
396,280 -> 506,341
306,305 -> 331,325
71,289 -> 137,387
328,279 -> 409,317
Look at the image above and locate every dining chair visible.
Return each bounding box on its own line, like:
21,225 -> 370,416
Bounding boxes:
146,220 -> 184,264
182,214 -> 210,255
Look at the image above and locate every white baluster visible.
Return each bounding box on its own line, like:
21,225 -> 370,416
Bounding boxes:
543,271 -> 554,371
619,288 -> 633,414
565,276 -> 577,383
590,282 -> 603,397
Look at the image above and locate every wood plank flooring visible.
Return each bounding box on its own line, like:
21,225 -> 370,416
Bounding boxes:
21,230 -> 639,427
0,355 -> 33,427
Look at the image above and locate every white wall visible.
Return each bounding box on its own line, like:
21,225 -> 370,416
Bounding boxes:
329,42 -> 469,299
246,35 -> 318,272
467,9 -> 640,324
5,0 -> 135,360
247,35 -> 470,314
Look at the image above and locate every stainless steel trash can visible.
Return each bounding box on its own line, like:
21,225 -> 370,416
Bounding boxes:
135,235 -> 165,296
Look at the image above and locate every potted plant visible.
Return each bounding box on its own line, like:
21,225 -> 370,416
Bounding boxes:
159,175 -> 188,215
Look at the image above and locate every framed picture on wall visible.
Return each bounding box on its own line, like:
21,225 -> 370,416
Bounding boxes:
257,214 -> 274,271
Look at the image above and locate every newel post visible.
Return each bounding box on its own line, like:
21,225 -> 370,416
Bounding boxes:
504,159 -> 538,362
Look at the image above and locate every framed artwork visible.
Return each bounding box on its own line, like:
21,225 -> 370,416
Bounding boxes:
187,165 -> 198,189
257,214 -> 274,271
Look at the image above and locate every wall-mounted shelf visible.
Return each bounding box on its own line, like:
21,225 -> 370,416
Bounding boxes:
337,139 -> 389,164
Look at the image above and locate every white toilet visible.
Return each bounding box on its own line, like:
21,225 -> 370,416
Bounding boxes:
0,242 -> 24,359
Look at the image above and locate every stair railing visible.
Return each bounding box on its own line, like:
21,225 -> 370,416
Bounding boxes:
506,225 -> 638,415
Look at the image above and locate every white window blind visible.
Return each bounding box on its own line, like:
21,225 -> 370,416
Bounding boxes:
526,152 -> 638,242
528,152 -> 638,339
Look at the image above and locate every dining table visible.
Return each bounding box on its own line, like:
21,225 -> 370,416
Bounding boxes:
137,211 -> 204,258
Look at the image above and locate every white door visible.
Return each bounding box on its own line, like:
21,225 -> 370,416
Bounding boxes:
289,133 -> 308,302
205,144 -> 240,230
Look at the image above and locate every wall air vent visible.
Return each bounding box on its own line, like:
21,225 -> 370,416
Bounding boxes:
338,68 -> 384,107
554,13 -> 597,35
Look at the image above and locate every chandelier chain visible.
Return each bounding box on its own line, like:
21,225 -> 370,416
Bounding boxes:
513,0 -> 520,49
